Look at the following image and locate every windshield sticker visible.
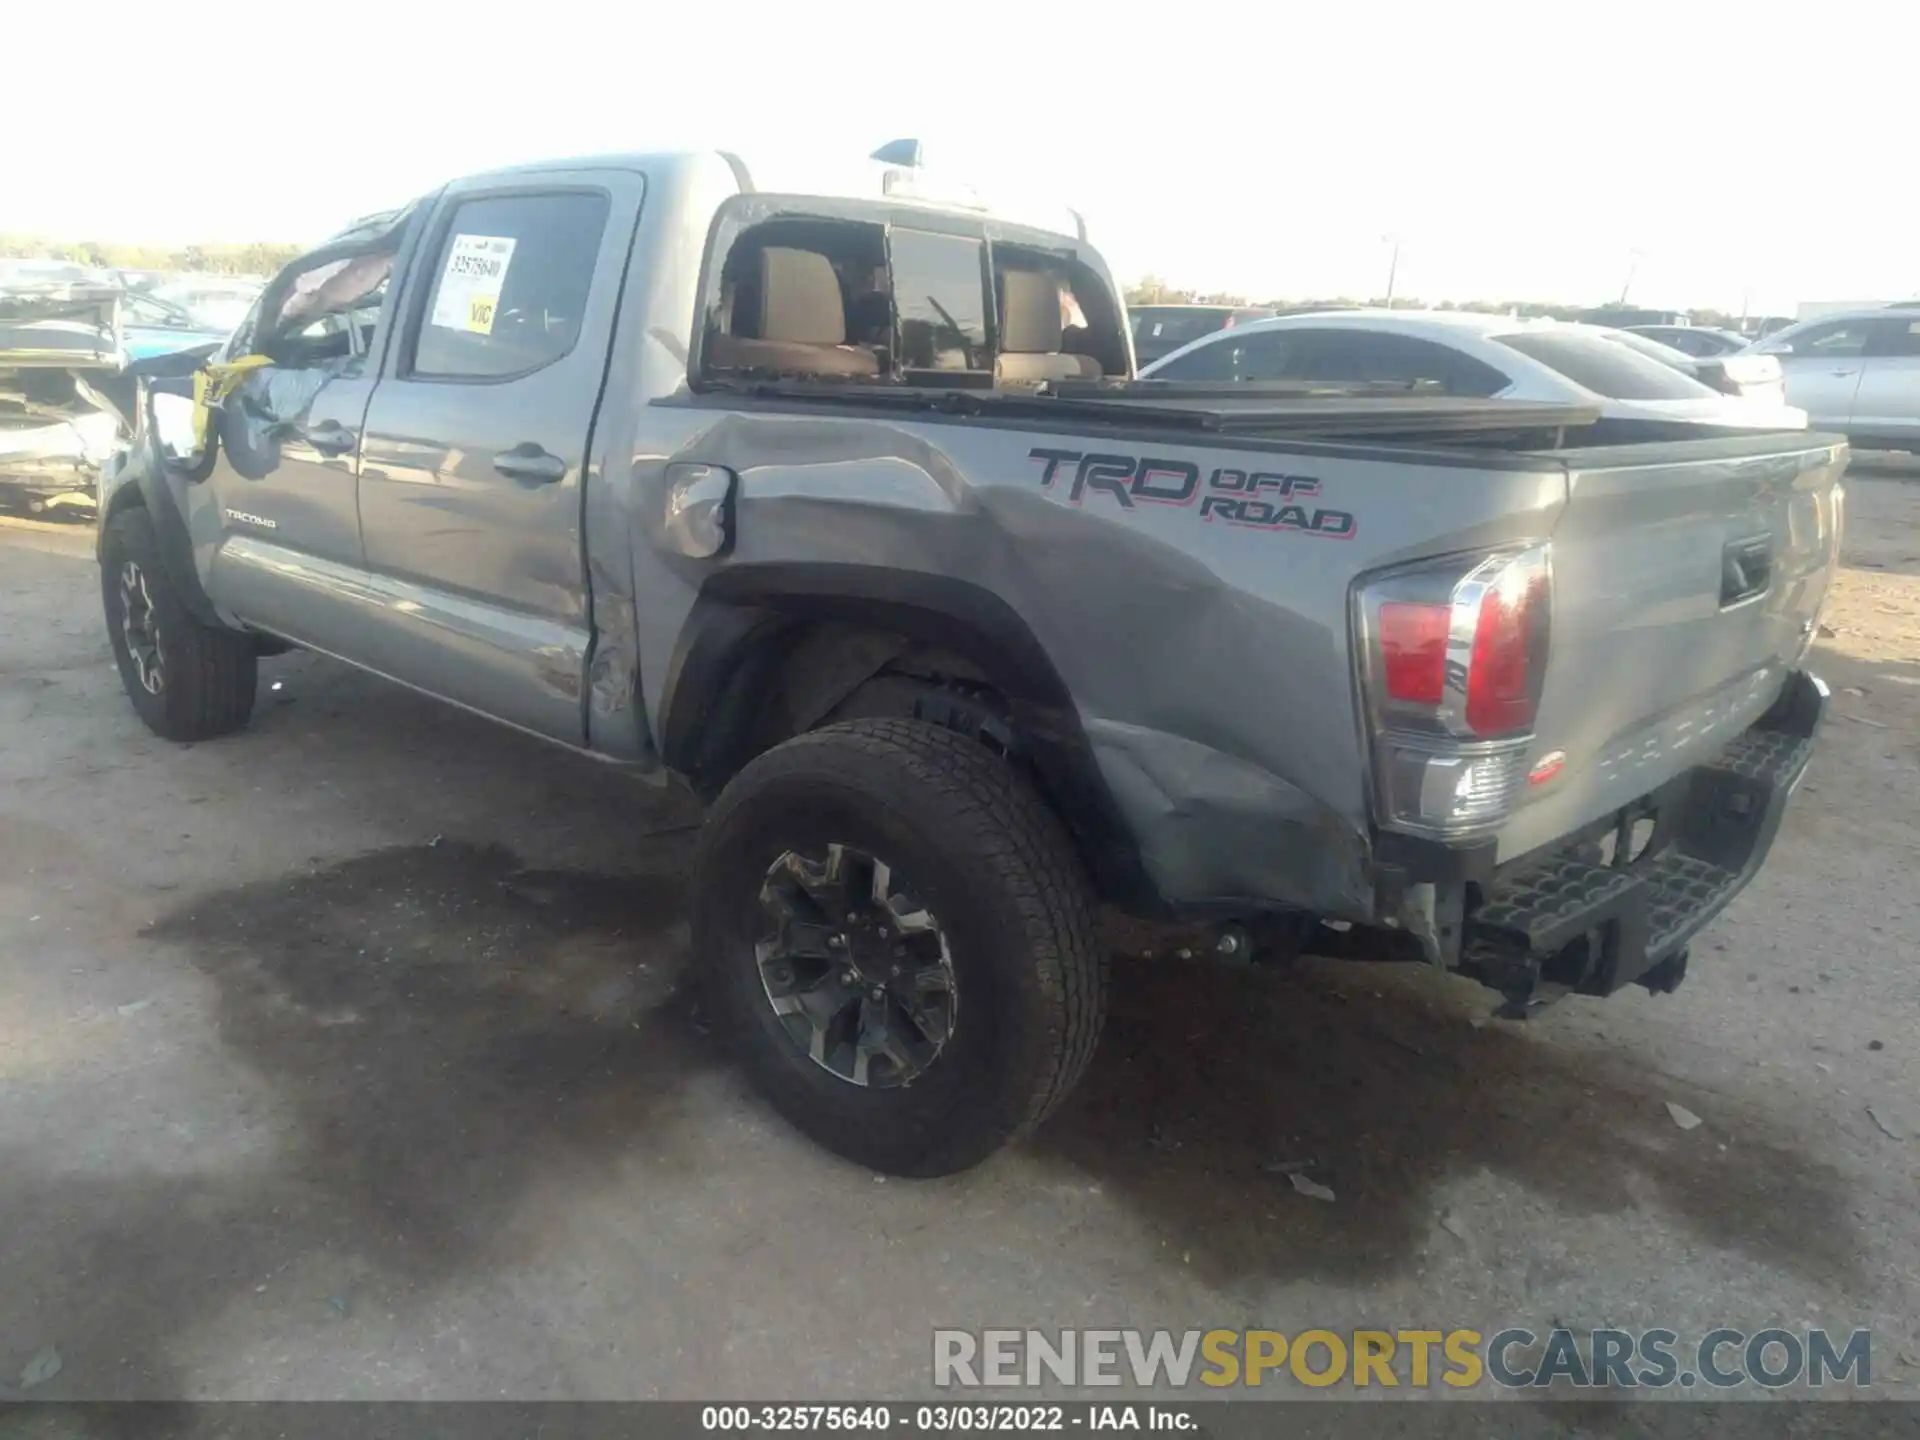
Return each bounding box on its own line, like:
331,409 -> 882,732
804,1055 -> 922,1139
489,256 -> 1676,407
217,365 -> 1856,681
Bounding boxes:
1028,449 -> 1355,539
429,234 -> 517,336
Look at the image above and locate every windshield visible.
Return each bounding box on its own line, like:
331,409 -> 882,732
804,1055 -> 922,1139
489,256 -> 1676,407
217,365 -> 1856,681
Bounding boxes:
1495,329 -> 1719,401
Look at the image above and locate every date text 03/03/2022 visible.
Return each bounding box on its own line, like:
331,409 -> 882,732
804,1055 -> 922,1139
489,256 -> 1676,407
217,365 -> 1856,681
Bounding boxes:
700,1404 -> 1195,1432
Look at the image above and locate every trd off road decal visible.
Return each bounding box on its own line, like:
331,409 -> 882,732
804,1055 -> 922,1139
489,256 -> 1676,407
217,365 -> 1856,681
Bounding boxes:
1028,448 -> 1355,539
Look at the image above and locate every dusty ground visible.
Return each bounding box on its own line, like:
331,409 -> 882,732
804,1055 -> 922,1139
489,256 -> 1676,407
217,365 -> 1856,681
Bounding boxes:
0,466 -> 1915,1407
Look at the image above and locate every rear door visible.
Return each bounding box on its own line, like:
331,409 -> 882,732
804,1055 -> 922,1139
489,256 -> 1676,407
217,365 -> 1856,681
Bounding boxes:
1762,317 -> 1874,429
1848,315 -> 1920,445
353,169 -> 643,743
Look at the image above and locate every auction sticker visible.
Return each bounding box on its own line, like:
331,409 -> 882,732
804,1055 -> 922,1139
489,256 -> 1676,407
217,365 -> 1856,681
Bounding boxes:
430,234 -> 517,335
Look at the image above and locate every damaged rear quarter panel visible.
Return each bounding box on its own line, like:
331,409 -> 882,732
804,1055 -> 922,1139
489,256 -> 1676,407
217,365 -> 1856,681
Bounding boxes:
616,395 -> 1569,915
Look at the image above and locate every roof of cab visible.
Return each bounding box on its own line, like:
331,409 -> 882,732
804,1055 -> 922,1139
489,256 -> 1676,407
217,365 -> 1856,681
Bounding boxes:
455,149 -> 1089,243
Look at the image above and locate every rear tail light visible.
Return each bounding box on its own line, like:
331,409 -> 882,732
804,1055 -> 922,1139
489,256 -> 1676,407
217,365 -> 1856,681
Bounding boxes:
1354,544 -> 1552,839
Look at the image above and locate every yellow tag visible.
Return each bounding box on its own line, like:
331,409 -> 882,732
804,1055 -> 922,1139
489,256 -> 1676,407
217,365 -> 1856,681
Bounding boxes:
467,296 -> 497,334
191,354 -> 274,446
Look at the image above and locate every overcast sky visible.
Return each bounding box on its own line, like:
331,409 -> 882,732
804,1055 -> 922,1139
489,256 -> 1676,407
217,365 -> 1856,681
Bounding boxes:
13,2 -> 1910,314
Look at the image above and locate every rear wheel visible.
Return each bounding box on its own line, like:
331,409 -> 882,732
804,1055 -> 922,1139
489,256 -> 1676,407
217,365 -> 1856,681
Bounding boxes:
692,719 -> 1106,1175
100,507 -> 257,741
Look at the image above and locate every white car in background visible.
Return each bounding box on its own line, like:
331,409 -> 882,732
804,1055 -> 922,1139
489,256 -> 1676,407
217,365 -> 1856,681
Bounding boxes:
1744,305 -> 1920,452
1140,310 -> 1808,429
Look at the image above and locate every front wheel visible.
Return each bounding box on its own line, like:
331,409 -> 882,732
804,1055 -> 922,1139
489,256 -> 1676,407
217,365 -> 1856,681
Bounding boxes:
692,719 -> 1107,1175
100,506 -> 257,741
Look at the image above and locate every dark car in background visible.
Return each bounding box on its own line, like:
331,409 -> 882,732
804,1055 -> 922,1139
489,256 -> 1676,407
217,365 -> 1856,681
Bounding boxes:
1625,324 -> 1752,358
1129,303 -> 1275,365
1605,328 -> 1790,408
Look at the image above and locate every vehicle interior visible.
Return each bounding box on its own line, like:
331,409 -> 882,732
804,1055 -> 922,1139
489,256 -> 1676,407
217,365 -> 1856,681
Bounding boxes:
700,211 -> 1127,388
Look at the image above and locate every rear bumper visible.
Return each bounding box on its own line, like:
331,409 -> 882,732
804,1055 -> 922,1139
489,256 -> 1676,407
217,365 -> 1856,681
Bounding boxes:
1458,668 -> 1825,1010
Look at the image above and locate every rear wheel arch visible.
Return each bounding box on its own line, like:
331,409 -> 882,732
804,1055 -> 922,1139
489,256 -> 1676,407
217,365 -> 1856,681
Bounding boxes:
660,565 -> 1159,911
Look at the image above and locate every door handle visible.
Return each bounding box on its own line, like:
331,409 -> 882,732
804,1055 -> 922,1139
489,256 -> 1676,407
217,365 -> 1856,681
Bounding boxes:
306,421 -> 357,457
493,443 -> 568,485
1831,368 -> 1857,378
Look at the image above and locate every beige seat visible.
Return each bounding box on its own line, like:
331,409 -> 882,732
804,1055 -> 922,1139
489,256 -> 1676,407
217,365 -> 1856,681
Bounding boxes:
705,247 -> 880,378
995,269 -> 1102,384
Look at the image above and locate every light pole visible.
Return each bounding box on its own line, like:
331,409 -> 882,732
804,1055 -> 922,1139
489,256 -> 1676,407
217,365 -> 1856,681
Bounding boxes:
1383,234 -> 1400,308
1618,248 -> 1646,306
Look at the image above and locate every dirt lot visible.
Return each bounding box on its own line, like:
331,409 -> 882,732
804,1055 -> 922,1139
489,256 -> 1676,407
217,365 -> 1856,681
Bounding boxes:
0,467 -> 1915,1406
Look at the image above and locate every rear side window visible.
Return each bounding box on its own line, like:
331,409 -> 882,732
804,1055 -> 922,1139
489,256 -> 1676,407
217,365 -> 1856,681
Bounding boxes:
1281,329 -> 1508,395
889,229 -> 988,370
411,191 -> 609,380
1132,307 -> 1233,348
1496,330 -> 1716,400
1147,334 -> 1243,381
1156,328 -> 1506,395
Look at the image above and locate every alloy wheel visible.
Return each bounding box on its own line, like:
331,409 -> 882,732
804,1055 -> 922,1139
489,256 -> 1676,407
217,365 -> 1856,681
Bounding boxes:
754,843 -> 958,1088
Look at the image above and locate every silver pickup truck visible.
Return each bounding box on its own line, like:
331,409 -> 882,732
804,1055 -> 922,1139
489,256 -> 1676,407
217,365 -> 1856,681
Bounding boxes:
91,148 -> 1842,1175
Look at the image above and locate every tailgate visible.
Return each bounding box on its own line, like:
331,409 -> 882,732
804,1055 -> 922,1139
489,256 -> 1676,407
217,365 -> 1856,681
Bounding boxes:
1496,434 -> 1845,860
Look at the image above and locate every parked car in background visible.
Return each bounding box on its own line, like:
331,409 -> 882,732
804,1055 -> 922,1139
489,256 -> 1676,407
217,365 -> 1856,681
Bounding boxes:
1129,303 -> 1275,365
0,275 -> 126,519
149,277 -> 263,335
1603,328 -> 1789,409
119,291 -> 231,362
1746,305 -> 1920,451
1140,310 -> 1806,428
1625,325 -> 1752,358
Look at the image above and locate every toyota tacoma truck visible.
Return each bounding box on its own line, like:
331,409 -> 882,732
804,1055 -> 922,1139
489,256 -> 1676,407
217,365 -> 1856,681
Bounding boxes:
94,147 -> 1842,1175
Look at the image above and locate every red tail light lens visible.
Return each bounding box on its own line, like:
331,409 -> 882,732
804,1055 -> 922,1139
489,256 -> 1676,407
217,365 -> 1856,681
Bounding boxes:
1354,545 -> 1552,839
1379,601 -> 1450,704
1464,567 -> 1548,736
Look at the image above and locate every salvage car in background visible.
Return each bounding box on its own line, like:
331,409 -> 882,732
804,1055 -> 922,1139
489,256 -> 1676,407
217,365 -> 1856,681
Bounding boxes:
1141,310 -> 1807,428
1745,305 -> 1920,451
0,277 -> 127,518
119,290 -> 232,362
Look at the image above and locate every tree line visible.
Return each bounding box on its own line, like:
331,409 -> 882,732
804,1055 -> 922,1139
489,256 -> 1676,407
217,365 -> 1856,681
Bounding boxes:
2,235 -> 304,278
1124,275 -> 1750,332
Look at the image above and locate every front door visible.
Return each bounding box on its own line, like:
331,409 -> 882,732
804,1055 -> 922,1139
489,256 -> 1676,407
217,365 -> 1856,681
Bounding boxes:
194,245 -> 401,650
1850,315 -> 1920,447
350,171 -> 644,744
1767,316 -> 1875,431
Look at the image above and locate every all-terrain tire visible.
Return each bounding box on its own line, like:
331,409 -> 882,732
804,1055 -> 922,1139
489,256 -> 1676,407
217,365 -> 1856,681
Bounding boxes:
692,719 -> 1107,1176
100,506 -> 257,741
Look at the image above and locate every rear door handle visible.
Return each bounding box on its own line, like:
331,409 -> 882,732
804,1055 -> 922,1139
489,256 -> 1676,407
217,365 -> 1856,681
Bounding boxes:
306,420 -> 357,457
1831,368 -> 1858,378
493,443 -> 568,485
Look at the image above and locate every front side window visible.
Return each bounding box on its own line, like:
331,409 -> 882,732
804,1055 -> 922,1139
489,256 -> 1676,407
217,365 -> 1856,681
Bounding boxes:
889,229 -> 988,370
1774,319 -> 1875,359
411,191 -> 609,380
1870,318 -> 1920,359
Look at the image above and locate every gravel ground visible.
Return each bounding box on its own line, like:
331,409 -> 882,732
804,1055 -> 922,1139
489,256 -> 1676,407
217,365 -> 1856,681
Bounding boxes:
0,467 -> 1915,1409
